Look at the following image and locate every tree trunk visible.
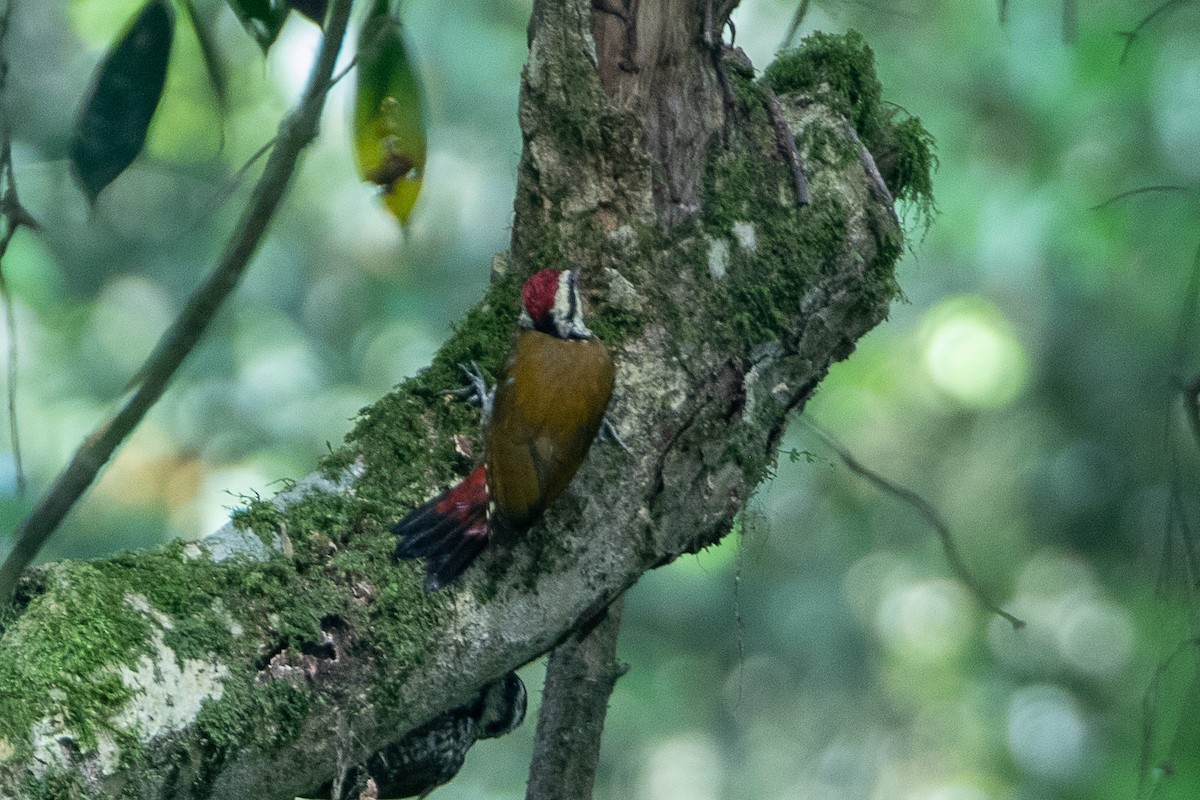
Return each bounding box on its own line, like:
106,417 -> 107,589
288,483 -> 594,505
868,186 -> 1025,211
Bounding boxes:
0,2 -> 927,797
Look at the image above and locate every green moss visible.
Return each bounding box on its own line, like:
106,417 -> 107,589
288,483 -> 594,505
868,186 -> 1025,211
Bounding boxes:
0,564 -> 151,752
697,66 -> 858,350
191,680 -> 312,792
228,498 -> 283,540
588,303 -> 643,347
528,43 -> 608,166
795,121 -> 859,171
877,114 -> 939,234
327,270 -> 520,501
22,770 -> 87,800
0,474 -> 446,783
762,30 -> 938,237
763,30 -> 884,143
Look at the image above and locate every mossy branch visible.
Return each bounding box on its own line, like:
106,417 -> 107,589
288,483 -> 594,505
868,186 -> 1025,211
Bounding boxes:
0,0 -> 356,603
0,13 -> 934,800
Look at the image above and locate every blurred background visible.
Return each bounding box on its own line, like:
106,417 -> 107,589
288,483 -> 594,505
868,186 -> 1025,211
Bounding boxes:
2,0 -> 1199,798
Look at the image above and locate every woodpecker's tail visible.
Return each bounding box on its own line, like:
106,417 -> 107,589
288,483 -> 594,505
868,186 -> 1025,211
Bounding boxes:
393,465 -> 490,591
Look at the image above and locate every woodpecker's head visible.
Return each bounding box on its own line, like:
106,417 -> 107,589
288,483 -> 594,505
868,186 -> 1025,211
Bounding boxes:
477,672 -> 527,739
519,268 -> 593,340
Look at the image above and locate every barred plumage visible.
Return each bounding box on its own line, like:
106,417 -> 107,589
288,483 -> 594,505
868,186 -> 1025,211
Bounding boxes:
317,674 -> 527,799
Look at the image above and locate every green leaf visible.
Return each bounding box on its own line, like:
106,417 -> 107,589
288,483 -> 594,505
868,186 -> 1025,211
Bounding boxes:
224,0 -> 289,53
181,0 -> 229,120
353,0 -> 427,226
69,0 -> 175,205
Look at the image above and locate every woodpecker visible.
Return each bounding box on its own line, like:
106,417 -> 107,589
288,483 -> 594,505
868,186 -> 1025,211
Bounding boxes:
319,673 -> 527,799
393,268 -> 616,590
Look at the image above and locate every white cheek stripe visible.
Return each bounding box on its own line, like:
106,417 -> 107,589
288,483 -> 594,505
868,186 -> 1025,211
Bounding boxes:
552,274 -> 574,323
552,271 -> 592,338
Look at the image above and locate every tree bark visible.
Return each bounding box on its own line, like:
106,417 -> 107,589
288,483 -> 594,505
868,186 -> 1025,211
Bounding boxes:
0,2 -> 923,798
525,598 -> 625,800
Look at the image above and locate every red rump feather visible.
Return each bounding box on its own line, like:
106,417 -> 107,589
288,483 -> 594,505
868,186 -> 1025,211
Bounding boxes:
522,269 -> 560,326
433,464 -> 488,526
392,465 -> 490,590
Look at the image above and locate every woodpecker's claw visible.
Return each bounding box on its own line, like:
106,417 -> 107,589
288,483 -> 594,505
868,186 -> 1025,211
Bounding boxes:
598,415 -> 631,455
444,361 -> 495,430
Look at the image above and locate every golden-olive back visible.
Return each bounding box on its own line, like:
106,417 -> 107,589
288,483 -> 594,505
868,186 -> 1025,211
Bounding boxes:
485,330 -> 615,532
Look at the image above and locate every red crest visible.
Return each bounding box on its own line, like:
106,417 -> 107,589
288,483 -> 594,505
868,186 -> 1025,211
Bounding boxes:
522,269 -> 561,325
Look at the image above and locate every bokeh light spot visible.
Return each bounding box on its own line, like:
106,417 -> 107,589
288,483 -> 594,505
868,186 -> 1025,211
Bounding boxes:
1155,49 -> 1200,181
642,734 -> 723,800
922,297 -> 1027,408
919,784 -> 991,800
87,275 -> 173,376
1056,597 -> 1135,680
1006,685 -> 1088,783
876,579 -> 973,662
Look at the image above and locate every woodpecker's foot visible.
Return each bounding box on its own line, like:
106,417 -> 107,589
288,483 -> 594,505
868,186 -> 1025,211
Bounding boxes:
445,361 -> 495,430
598,415 -> 631,455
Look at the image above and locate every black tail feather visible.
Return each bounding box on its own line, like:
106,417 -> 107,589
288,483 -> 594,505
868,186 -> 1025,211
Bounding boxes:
422,533 -> 489,591
393,503 -> 460,558
392,466 -> 490,590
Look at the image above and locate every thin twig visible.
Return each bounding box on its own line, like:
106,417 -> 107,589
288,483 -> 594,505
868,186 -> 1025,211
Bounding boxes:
764,86 -> 809,210
0,150 -> 25,498
0,0 -> 357,602
1138,637 -> 1200,799
1118,0 -> 1194,65
781,0 -> 810,49
844,123 -> 897,224
1062,0 -> 1077,43
1184,375 -> 1200,457
1158,245 -> 1200,598
703,0 -> 735,146
0,0 -> 30,498
525,597 -> 627,800
733,521 -> 746,707
201,55 -> 357,220
1170,243 -> 1200,376
803,420 -> 1026,630
1091,184 -> 1190,211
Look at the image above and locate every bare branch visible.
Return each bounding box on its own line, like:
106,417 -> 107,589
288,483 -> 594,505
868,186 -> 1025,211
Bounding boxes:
0,0 -> 357,602
781,0 -> 810,49
803,420 -> 1025,630
1184,376 -> 1200,457
0,0 -> 33,498
525,599 -> 626,800
1063,0 -> 1077,43
1170,243 -> 1200,376
1119,0 -> 1195,65
765,85 -> 810,210
1091,184 -> 1190,211
0,137 -> 25,499
1139,637 -> 1200,798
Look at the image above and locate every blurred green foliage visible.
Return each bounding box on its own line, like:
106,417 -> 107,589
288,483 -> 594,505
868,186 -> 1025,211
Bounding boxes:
2,0 -> 1200,798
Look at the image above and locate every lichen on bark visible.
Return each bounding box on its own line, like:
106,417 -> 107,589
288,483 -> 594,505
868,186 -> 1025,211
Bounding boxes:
0,10 -> 933,798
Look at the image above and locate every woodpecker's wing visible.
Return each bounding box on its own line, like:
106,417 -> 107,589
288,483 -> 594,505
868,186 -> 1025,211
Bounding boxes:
486,331 -> 615,531
316,707 -> 477,799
